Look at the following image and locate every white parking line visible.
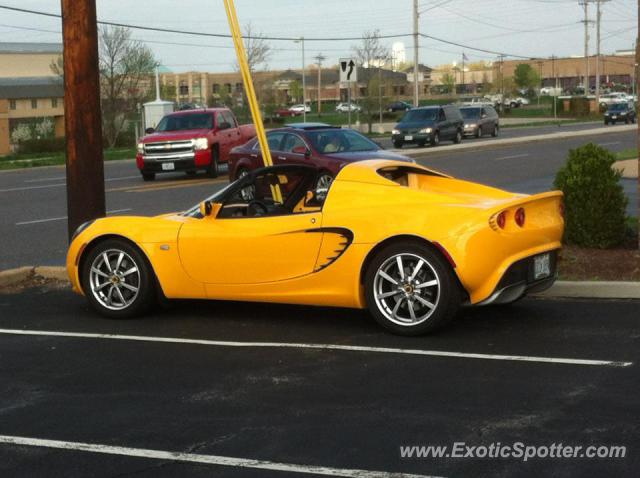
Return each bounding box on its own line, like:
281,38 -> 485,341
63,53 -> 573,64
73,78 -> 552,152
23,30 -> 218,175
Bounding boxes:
493,153 -> 530,161
15,209 -> 132,226
0,328 -> 631,367
0,183 -> 66,193
0,435 -> 439,478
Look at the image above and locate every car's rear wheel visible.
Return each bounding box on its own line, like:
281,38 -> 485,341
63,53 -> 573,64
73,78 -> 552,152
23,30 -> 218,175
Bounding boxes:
393,140 -> 404,149
492,124 -> 499,137
81,239 -> 156,319
364,241 -> 461,335
430,132 -> 440,147
453,130 -> 462,144
207,147 -> 220,178
141,172 -> 155,181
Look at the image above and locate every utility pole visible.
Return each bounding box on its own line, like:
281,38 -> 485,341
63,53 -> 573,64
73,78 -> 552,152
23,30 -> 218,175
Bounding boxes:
378,62 -> 383,125
537,60 -> 543,105
595,1 -> 611,106
294,37 -> 306,122
580,1 -> 593,93
314,53 -> 325,116
61,0 -> 105,241
412,0 -> 420,107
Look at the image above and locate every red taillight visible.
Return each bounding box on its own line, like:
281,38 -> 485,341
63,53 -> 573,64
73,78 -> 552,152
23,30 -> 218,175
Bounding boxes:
496,211 -> 506,229
515,207 -> 525,227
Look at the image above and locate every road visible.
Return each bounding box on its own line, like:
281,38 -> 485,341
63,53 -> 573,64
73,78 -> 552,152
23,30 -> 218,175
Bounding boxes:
0,288 -> 638,477
0,123 -> 636,270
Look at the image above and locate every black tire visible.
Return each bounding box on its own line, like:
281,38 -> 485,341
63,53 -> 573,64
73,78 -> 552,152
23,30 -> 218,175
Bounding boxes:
417,140 -> 426,147
453,130 -> 462,144
141,172 -> 155,182
393,140 -> 404,149
207,147 -> 220,178
80,238 -> 156,319
430,131 -> 440,147
625,118 -> 630,124
492,124 -> 499,137
364,241 -> 461,335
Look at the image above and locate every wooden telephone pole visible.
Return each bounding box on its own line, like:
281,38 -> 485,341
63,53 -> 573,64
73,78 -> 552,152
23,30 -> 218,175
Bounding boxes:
61,0 -> 105,240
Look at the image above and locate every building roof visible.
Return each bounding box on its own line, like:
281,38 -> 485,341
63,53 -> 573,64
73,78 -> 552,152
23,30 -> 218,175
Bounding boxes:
0,42 -> 63,54
0,76 -> 64,99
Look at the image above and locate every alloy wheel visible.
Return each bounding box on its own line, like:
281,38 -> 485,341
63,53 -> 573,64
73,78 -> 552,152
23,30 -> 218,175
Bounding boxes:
372,253 -> 440,326
89,249 -> 141,311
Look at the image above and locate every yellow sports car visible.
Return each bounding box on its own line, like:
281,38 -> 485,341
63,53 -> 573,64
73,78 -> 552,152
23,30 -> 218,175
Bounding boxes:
67,160 -> 564,335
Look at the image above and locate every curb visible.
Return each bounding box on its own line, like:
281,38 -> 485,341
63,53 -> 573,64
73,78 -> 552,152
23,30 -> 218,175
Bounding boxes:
394,124 -> 635,157
534,281 -> 640,300
0,266 -> 68,288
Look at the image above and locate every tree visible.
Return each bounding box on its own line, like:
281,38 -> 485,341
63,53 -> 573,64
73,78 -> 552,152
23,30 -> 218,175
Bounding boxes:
513,63 -> 540,91
359,71 -> 385,134
238,23 -> 271,75
441,73 -> 455,94
352,29 -> 389,68
289,80 -> 302,103
99,26 -> 157,147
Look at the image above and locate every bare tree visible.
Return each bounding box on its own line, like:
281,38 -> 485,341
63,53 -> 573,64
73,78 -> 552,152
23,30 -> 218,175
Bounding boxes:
352,30 -> 389,68
99,26 -> 157,147
236,22 -> 271,75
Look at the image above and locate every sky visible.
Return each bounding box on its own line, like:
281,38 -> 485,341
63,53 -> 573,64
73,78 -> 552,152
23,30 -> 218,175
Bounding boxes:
0,0 -> 636,72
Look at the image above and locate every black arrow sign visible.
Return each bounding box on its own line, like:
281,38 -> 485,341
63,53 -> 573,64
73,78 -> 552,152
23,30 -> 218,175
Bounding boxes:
346,60 -> 355,80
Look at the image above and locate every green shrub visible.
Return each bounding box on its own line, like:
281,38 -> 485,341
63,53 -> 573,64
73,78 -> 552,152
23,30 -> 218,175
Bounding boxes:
553,143 -> 628,248
17,137 -> 66,154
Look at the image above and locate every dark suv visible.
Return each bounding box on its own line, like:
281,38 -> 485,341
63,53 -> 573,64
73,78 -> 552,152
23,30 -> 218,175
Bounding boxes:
392,105 -> 464,148
604,102 -> 636,125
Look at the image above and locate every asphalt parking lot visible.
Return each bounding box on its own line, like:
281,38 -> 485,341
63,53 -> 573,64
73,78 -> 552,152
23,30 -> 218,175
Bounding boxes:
0,286 -> 638,477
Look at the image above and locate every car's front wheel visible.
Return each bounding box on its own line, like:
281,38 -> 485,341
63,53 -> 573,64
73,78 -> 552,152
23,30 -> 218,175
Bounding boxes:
81,239 -> 156,319
206,147 -> 220,178
364,241 -> 461,335
453,130 -> 462,144
430,131 -> 440,147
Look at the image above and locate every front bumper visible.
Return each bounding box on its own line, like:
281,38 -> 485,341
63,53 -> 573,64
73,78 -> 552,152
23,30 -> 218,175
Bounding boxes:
136,149 -> 212,173
391,132 -> 431,144
478,250 -> 558,305
463,125 -> 479,135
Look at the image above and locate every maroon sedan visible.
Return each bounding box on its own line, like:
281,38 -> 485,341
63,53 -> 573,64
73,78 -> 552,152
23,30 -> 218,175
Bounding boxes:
228,123 -> 414,189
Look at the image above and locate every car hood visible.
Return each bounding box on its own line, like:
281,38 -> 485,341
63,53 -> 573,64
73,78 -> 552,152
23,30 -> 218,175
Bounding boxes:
324,150 -> 413,163
142,129 -> 210,143
396,120 -> 436,130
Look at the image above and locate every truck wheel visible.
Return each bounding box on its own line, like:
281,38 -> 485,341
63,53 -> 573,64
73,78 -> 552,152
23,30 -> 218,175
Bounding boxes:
141,172 -> 155,182
207,148 -> 220,178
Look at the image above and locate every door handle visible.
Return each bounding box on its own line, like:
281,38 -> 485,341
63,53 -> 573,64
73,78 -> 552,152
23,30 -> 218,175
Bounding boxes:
277,156 -> 287,160
250,153 -> 257,158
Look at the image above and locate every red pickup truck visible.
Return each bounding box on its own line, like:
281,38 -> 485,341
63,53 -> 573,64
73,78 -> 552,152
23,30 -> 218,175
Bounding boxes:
136,108 -> 256,181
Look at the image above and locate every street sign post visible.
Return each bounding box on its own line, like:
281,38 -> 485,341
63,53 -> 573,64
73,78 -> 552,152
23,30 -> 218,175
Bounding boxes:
339,58 -> 357,128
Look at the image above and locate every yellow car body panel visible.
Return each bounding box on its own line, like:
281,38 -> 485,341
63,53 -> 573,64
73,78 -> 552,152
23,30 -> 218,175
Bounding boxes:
67,160 -> 564,309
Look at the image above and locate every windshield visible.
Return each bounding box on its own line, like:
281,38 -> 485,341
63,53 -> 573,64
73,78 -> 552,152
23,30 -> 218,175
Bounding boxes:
608,103 -> 629,111
156,113 -> 213,132
400,109 -> 438,122
460,107 -> 481,119
305,129 -> 379,153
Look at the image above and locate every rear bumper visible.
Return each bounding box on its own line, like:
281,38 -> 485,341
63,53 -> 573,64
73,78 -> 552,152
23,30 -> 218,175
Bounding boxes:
477,250 -> 558,305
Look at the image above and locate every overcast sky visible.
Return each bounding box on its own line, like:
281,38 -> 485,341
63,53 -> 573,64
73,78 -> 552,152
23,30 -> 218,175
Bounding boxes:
0,0 -> 636,72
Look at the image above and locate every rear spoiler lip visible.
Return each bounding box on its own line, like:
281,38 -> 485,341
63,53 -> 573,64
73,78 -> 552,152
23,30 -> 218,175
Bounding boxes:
489,190 -> 563,214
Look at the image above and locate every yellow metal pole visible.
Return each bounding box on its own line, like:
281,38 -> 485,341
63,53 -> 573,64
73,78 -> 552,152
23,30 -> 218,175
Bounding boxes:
223,0 -> 282,203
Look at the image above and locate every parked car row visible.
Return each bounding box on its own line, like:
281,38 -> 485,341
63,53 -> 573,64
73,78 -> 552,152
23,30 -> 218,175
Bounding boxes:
391,104 -> 499,148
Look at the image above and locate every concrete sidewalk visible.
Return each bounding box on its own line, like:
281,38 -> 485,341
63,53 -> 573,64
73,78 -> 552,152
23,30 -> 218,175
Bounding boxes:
392,123 -> 636,156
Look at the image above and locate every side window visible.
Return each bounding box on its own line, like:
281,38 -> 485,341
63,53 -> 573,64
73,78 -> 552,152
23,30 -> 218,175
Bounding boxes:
282,134 -> 307,153
487,106 -> 497,118
480,108 -> 486,117
445,107 -> 462,121
223,111 -> 237,128
266,132 -> 285,151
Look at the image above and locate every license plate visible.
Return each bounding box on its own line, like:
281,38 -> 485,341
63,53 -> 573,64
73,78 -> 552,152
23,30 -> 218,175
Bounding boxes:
162,162 -> 175,171
533,253 -> 551,280
404,135 -> 413,141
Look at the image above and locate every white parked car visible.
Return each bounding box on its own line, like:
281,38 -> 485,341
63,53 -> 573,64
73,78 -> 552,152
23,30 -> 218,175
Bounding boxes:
288,104 -> 311,114
505,97 -> 529,108
599,92 -> 630,108
335,102 -> 361,113
540,87 -> 562,96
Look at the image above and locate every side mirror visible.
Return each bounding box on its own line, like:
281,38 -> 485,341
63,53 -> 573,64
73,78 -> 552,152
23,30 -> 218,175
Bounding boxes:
145,127 -> 155,134
199,200 -> 222,218
291,145 -> 310,157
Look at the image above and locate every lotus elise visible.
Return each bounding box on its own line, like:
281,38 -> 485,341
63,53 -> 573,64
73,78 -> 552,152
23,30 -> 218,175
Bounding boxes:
67,160 -> 564,335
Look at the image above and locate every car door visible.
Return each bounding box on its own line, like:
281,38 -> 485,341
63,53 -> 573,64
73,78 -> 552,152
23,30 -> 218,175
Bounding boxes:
251,131 -> 286,167
177,168 -> 323,285
215,111 -> 235,161
438,107 -> 451,139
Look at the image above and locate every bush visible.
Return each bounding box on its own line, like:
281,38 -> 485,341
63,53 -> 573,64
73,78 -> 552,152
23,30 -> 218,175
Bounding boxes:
553,143 -> 628,248
17,137 -> 66,154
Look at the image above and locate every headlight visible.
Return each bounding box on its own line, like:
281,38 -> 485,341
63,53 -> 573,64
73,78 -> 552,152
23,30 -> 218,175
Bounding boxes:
137,142 -> 144,154
392,129 -> 400,135
193,137 -> 209,150
71,220 -> 95,241
419,127 -> 432,134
